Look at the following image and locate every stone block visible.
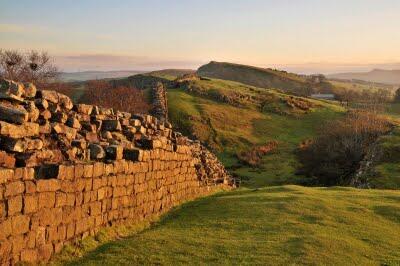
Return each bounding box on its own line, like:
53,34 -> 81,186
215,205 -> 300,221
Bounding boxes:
21,249 -> 38,263
38,90 -> 59,103
5,181 -> 24,197
35,164 -> 59,179
0,103 -> 28,124
51,123 -> 77,140
7,195 -> 22,216
11,214 -> 30,234
0,121 -> 39,138
89,144 -> 105,160
0,219 -> 12,240
106,145 -> 123,160
0,151 -> 16,168
24,194 -> 38,213
0,168 -> 14,184
37,179 -> 60,192
101,120 -> 121,132
38,192 -> 55,209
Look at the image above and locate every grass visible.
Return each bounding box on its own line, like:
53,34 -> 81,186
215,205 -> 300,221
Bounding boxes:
167,78 -> 345,186
62,185 -> 400,265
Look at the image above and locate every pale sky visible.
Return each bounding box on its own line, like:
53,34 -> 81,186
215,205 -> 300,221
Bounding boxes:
1,0 -> 400,73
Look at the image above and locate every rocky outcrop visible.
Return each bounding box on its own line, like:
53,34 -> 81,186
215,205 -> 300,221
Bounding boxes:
0,79 -> 234,264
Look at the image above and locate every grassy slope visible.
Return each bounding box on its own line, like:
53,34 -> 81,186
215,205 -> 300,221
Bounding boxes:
196,61 -> 335,95
65,186 -> 400,265
168,78 -> 345,186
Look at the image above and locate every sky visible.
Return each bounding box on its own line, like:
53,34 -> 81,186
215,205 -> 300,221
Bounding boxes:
1,0 -> 400,73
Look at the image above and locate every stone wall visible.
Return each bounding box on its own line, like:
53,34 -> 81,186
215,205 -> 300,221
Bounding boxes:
151,82 -> 168,122
0,79 -> 234,264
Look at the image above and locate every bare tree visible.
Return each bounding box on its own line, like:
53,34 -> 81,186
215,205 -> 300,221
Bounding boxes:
0,49 -> 58,85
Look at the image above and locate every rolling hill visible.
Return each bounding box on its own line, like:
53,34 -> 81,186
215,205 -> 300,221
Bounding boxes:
328,69 -> 400,85
197,61 -> 335,95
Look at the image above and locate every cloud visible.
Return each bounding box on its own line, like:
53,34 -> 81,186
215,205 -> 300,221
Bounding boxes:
54,54 -> 203,72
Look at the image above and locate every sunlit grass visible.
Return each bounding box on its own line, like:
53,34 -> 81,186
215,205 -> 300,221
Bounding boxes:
62,186 -> 400,265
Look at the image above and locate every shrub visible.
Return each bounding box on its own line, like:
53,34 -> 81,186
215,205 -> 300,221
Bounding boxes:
297,111 -> 391,186
82,80 -> 151,114
237,141 -> 278,167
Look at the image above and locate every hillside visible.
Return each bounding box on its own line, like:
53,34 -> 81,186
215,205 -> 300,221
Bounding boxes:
328,69 -> 400,85
197,61 -> 335,95
61,185 -> 400,265
167,77 -> 345,186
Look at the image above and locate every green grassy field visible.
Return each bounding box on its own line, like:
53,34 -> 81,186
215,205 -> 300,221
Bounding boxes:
62,186 -> 400,265
168,78 -> 345,186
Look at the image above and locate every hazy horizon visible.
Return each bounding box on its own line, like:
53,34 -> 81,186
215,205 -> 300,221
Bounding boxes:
2,0 -> 400,74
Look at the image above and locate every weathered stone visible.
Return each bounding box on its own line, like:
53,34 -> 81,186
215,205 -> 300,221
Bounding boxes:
66,117 -> 81,129
84,132 -> 98,143
35,164 -> 59,179
123,148 -> 142,161
106,145 -> 123,160
101,120 -> 121,131
0,121 -> 39,138
38,90 -> 59,103
40,109 -> 52,120
102,131 -> 113,140
88,144 -> 105,160
0,151 -> 15,168
1,137 -> 43,153
72,139 -> 87,149
59,94 -> 73,110
25,101 -> 40,122
52,123 -> 77,140
39,121 -> 52,134
51,112 -> 68,123
75,104 -> 93,115
23,83 -> 37,98
0,79 -> 24,101
0,103 -> 28,124
35,98 -> 49,109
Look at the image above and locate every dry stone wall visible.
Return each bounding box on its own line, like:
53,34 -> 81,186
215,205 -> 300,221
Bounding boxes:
151,82 -> 168,122
0,79 -> 234,265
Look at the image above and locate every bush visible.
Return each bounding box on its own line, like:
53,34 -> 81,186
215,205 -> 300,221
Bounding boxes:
237,141 -> 278,167
297,111 -> 391,186
82,80 -> 151,114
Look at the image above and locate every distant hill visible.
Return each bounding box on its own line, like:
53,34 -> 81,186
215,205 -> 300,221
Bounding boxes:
197,61 -> 334,95
109,69 -> 195,90
328,69 -> 400,85
147,69 -> 195,79
59,70 -> 145,82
